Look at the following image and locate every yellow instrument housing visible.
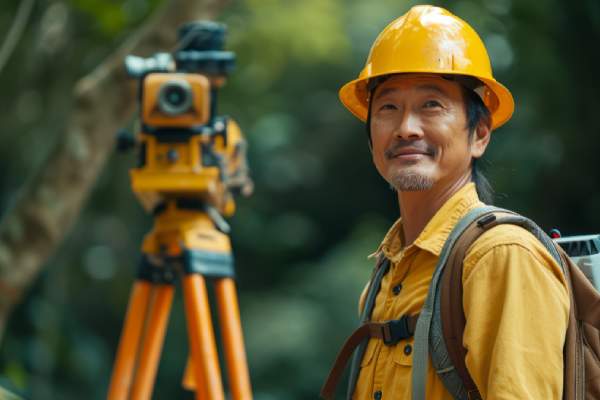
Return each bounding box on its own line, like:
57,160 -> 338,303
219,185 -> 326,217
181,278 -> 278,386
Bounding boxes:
130,121 -> 237,215
142,73 -> 210,127
129,72 -> 245,216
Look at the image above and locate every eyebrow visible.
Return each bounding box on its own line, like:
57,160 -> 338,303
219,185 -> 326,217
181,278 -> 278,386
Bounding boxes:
373,84 -> 449,100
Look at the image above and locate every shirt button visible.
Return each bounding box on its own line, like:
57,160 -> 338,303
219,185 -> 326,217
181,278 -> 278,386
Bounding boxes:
373,390 -> 382,400
404,344 -> 412,355
392,284 -> 402,295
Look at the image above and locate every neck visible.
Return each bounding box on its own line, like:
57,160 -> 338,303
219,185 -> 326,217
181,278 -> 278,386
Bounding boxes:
398,173 -> 472,245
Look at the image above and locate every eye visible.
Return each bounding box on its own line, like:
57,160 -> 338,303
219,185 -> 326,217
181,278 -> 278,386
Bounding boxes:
423,100 -> 442,109
378,103 -> 397,111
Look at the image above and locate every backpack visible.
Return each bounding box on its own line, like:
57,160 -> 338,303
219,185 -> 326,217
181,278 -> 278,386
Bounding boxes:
321,206 -> 600,399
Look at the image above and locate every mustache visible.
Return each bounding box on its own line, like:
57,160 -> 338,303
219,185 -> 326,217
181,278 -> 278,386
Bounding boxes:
384,140 -> 437,160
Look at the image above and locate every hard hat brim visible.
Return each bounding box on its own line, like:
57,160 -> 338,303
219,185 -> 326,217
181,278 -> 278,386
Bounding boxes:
339,71 -> 514,130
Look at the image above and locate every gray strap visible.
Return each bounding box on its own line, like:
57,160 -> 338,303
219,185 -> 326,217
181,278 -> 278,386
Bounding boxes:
493,216 -> 563,269
346,257 -> 390,399
412,206 -> 564,400
411,206 -> 505,400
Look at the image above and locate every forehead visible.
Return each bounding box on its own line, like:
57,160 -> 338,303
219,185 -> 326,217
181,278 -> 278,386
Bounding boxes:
372,74 -> 463,100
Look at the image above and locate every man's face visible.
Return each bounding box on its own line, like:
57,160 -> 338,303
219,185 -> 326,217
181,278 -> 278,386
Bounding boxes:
370,74 -> 481,192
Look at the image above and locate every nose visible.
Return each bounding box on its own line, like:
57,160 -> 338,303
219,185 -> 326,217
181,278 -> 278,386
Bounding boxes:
394,110 -> 423,140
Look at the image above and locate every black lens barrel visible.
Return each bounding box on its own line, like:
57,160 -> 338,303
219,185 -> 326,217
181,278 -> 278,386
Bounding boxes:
157,80 -> 193,116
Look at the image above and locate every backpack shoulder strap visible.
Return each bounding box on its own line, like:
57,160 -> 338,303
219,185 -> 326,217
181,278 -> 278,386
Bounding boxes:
345,255 -> 390,399
321,254 -> 421,400
433,210 -> 515,399
429,209 -> 565,400
411,205 -> 505,400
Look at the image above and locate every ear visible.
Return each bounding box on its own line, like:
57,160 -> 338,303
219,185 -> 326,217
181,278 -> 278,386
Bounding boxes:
470,119 -> 491,159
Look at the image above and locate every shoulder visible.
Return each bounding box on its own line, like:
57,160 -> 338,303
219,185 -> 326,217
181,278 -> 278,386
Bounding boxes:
465,223 -> 549,264
462,222 -> 567,289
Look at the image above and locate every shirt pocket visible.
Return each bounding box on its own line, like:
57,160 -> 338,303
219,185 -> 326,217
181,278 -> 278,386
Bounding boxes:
389,338 -> 414,397
391,338 -> 414,367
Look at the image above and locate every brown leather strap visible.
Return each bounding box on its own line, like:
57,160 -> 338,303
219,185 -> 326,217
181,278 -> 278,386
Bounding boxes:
565,246 -> 600,325
558,248 -> 586,400
440,211 -> 513,400
320,315 -> 419,399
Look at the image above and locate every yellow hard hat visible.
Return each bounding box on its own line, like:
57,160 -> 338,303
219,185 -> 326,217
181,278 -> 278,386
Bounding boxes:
339,5 -> 514,130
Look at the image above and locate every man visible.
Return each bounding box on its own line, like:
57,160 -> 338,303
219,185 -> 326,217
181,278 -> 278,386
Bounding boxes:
330,5 -> 569,400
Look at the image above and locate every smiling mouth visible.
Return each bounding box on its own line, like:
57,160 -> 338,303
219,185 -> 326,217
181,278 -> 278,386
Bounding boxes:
384,141 -> 436,160
395,151 -> 428,157
388,149 -> 432,159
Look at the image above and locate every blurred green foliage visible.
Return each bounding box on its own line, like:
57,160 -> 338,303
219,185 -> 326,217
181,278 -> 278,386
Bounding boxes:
0,0 -> 599,398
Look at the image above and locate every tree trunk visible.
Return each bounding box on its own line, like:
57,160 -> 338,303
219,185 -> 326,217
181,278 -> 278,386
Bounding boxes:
0,0 -> 228,341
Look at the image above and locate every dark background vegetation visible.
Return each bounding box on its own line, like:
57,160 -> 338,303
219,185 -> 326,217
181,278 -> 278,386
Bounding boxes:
0,0 -> 598,398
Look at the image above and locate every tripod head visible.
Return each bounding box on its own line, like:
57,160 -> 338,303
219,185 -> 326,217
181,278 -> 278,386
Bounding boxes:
121,21 -> 252,218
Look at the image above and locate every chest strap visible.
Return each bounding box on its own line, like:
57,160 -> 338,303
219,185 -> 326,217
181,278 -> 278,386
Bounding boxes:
320,314 -> 419,399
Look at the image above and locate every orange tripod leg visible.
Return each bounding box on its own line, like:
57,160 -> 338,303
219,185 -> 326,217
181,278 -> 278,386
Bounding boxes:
107,281 -> 152,400
181,355 -> 203,396
130,284 -> 175,400
214,278 -> 253,400
182,274 -> 225,400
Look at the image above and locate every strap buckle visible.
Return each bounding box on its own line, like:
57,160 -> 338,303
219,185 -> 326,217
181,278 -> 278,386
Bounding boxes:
381,316 -> 411,346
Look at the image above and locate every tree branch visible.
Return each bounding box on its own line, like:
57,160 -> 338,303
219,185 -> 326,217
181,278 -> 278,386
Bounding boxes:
0,0 -> 36,77
0,0 -> 229,341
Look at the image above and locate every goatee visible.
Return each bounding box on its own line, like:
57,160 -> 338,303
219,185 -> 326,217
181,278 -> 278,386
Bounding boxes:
388,172 -> 434,191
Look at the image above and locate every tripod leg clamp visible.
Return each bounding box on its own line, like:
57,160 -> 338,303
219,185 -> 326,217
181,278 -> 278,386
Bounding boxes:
138,256 -> 178,284
183,250 -> 235,279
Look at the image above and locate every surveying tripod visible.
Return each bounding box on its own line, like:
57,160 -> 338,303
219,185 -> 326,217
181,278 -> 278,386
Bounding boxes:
106,201 -> 252,400
106,21 -> 253,399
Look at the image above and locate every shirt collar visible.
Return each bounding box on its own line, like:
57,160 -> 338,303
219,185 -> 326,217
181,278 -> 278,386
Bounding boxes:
371,183 -> 483,262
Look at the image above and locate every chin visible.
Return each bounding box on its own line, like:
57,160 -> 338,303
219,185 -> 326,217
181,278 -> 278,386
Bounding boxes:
389,172 -> 435,191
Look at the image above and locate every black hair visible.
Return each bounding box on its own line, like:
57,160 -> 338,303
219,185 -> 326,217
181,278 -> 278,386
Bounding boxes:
366,76 -> 495,204
461,85 -> 494,204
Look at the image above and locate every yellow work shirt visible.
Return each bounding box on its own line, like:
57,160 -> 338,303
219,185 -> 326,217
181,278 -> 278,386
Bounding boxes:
353,183 -> 569,400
